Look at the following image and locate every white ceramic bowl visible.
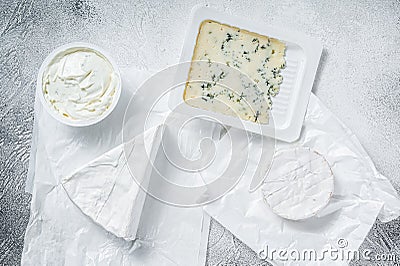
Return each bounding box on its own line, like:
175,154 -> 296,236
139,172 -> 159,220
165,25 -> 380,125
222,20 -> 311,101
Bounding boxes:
37,42 -> 121,127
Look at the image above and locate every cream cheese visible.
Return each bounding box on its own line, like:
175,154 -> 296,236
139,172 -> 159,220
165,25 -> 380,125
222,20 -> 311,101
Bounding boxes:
42,47 -> 118,121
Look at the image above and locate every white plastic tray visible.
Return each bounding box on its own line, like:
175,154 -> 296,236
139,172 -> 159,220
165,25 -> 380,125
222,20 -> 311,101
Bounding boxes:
169,6 -> 322,142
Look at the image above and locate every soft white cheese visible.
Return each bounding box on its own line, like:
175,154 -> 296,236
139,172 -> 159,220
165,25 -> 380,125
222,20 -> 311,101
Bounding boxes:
42,47 -> 118,120
62,126 -> 163,240
262,147 -> 334,220
184,20 -> 286,123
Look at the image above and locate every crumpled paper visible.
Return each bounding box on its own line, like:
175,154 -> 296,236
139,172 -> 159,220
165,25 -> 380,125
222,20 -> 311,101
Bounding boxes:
23,68 -> 209,265
203,94 -> 400,265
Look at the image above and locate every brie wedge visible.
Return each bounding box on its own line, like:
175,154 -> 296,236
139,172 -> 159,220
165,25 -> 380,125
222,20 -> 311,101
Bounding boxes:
62,125 -> 163,240
262,147 -> 334,220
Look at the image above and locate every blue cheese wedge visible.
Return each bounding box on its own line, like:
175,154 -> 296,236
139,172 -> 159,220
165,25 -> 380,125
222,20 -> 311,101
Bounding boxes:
184,20 -> 286,123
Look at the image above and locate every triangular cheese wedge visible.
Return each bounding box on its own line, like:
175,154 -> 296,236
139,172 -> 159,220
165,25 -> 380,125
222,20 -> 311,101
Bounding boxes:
62,125 -> 163,240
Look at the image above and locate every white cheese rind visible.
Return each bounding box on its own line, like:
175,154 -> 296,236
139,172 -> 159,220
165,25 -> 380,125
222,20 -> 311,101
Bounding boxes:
262,147 -> 334,220
184,20 -> 286,124
62,126 -> 163,240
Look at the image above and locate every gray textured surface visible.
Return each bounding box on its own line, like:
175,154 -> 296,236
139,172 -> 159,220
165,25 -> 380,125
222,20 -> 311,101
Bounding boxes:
0,0 -> 399,265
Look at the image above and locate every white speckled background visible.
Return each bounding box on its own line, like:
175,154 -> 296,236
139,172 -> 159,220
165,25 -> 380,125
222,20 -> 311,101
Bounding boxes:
0,0 -> 399,265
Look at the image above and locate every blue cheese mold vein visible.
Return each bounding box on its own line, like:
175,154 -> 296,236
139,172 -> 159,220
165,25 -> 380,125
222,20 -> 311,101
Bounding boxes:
184,20 -> 286,124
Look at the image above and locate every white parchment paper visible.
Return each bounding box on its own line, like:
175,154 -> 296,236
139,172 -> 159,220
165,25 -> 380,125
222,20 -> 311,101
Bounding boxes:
204,94 -> 400,265
23,68 -> 209,266
24,65 -> 400,266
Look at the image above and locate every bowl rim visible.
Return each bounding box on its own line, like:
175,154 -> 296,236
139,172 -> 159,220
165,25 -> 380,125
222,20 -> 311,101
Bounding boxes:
37,42 -> 122,127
